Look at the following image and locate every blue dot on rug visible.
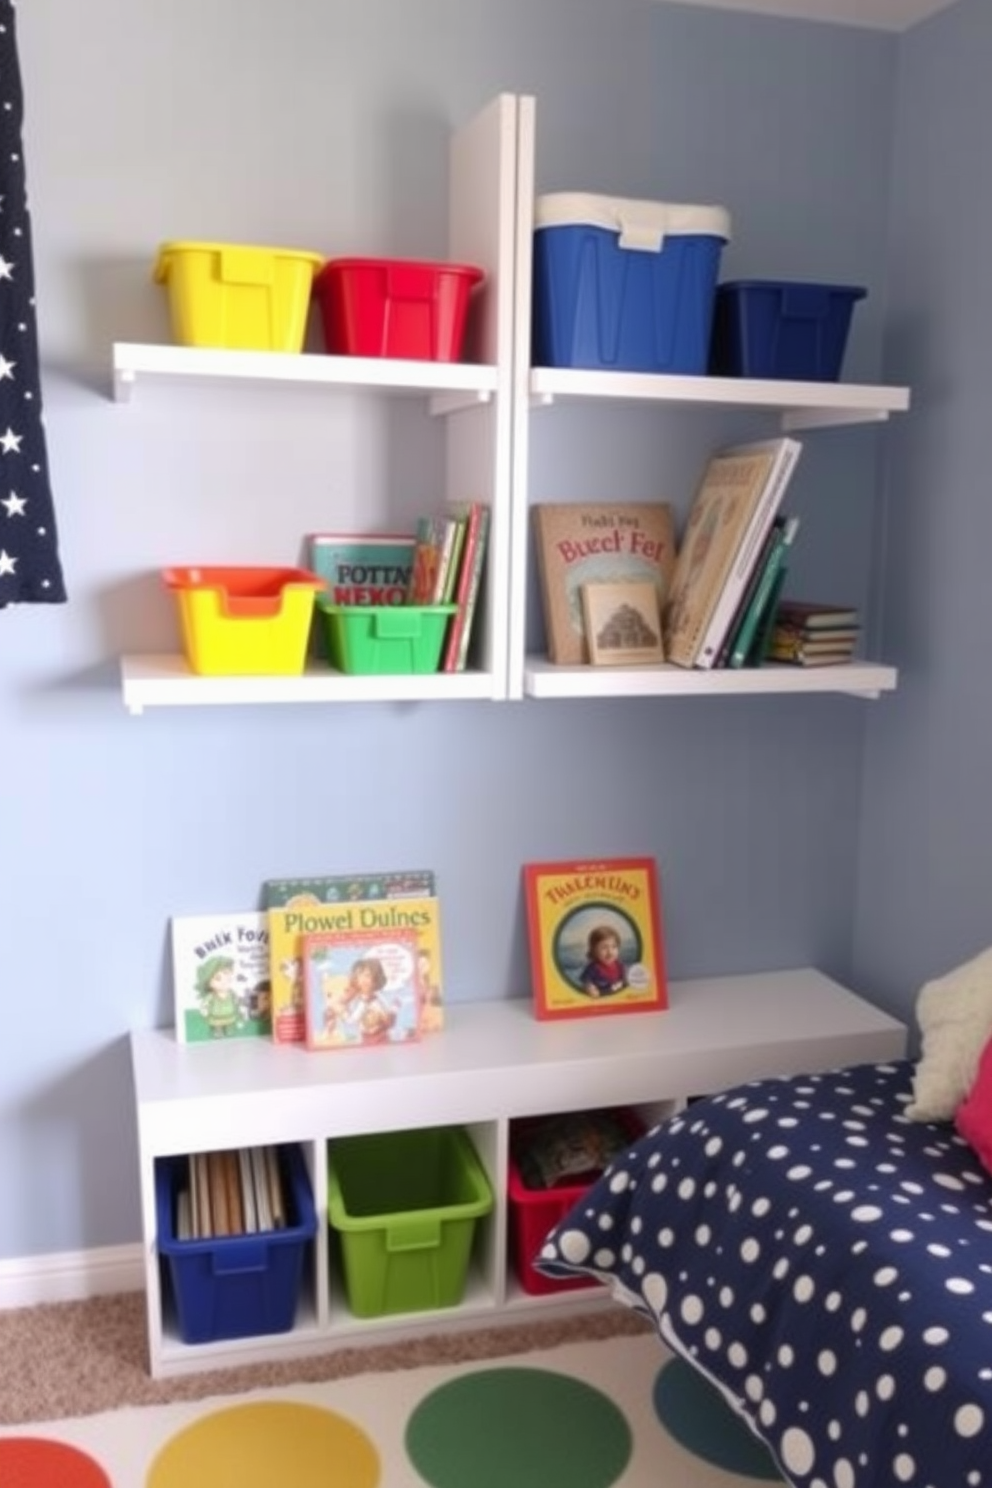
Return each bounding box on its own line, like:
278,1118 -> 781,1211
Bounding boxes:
405,1366 -> 631,1488
652,1358 -> 783,1480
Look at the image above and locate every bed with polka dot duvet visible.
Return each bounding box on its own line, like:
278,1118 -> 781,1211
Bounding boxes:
537,1060 -> 991,1488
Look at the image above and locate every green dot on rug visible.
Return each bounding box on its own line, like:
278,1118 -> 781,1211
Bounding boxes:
652,1359 -> 783,1480
405,1366 -> 632,1488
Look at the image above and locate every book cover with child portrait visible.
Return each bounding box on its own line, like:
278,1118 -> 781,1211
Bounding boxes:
302,926 -> 421,1051
523,857 -> 667,1021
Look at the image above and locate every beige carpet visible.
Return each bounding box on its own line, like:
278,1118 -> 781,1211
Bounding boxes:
0,1288 -> 649,1426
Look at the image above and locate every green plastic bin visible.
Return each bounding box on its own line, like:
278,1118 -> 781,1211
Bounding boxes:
327,1127 -> 493,1318
316,599 -> 457,675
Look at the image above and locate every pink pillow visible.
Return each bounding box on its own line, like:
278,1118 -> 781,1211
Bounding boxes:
954,1030 -> 992,1173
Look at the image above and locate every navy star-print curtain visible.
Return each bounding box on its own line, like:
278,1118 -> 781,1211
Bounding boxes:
0,0 -> 65,606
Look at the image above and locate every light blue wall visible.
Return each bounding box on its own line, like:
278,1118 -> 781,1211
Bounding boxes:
854,0 -> 990,1024
3,0 -> 897,1259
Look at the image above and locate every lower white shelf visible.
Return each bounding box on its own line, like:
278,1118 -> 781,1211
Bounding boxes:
120,655 -> 500,713
130,968 -> 907,1378
524,657 -> 899,700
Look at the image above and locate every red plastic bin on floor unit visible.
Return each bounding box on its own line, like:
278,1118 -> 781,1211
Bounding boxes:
312,257 -> 484,361
507,1108 -> 645,1296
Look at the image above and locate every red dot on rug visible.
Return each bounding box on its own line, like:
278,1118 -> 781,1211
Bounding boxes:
0,1438 -> 112,1488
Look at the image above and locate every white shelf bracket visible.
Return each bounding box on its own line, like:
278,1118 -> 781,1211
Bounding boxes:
782,407 -> 890,433
428,389 -> 493,417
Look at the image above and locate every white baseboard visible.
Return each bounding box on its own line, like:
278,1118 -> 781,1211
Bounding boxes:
0,1243 -> 144,1309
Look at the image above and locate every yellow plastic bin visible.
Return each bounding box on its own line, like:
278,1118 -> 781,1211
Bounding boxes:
316,599 -> 456,675
153,241 -> 324,352
163,566 -> 324,676
327,1127 -> 493,1318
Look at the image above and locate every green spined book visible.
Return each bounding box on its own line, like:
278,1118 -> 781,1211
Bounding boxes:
729,515 -> 800,669
749,567 -> 790,667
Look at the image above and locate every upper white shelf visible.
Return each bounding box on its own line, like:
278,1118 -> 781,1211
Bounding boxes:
529,366 -> 911,432
112,342 -> 499,404
524,656 -> 898,701
120,655 -> 499,715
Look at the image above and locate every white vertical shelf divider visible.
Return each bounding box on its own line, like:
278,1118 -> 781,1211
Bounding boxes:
446,92 -> 520,701
506,94 -> 538,703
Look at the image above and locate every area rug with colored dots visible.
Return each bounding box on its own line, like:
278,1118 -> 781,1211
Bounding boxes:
0,1331 -> 786,1487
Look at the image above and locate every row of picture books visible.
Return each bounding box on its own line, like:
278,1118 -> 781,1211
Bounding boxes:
171,869 -> 443,1051
171,856 -> 670,1051
533,437 -> 860,670
175,1146 -> 288,1241
309,498 -> 490,673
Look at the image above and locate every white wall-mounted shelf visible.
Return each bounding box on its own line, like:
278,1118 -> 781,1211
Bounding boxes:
130,967 -> 907,1377
112,342 -> 499,405
112,93 -> 910,715
120,655 -> 499,715
524,657 -> 898,701
529,366 -> 910,433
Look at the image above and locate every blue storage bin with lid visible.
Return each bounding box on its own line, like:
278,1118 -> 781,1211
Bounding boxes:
532,192 -> 730,374
709,280 -> 867,381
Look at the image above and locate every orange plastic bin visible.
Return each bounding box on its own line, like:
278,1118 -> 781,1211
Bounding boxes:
163,566 -> 323,676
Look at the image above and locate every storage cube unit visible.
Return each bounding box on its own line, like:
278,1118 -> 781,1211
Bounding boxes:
507,1108 -> 644,1296
312,258 -> 484,361
153,241 -> 324,353
327,1126 -> 493,1318
532,193 -> 730,374
709,280 -> 867,382
163,566 -> 324,677
316,599 -> 456,675
156,1144 -> 317,1346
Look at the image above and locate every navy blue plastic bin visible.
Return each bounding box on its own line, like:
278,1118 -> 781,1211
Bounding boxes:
156,1144 -> 316,1345
532,193 -> 730,374
709,280 -> 867,382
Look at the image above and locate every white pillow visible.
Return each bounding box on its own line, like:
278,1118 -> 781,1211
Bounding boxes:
907,945 -> 992,1122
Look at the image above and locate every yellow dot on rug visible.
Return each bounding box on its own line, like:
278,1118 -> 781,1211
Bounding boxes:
147,1401 -> 380,1488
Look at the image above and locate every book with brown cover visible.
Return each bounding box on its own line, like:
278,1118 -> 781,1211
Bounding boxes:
663,438 -> 802,669
532,502 -> 677,666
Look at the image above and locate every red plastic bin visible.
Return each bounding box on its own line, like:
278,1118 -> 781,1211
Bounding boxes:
507,1108 -> 644,1296
312,257 -> 483,361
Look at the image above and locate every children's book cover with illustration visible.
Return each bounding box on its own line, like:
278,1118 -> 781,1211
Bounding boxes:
522,858 -> 667,1021
302,926 -> 421,1051
267,878 -> 444,1044
171,912 -> 272,1043
307,534 -> 415,607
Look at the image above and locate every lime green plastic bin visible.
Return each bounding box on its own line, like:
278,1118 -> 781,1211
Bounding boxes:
327,1127 -> 493,1318
316,599 -> 456,675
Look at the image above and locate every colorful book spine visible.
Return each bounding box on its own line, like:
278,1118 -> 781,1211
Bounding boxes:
694,438 -> 803,669
442,502 -> 490,672
728,515 -> 800,668
407,515 -> 461,604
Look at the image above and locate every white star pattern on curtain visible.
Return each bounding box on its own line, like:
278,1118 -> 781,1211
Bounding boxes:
0,0 -> 65,607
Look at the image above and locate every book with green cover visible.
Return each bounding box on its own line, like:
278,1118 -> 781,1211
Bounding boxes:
729,515 -> 800,668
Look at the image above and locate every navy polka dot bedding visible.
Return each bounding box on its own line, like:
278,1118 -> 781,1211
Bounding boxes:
538,1060 -> 992,1488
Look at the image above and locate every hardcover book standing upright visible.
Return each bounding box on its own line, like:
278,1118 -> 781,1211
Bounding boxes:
170,911 -> 272,1043
663,437 -> 802,669
302,926 -> 421,1051
533,502 -> 677,666
523,857 -> 667,1021
265,871 -> 443,1044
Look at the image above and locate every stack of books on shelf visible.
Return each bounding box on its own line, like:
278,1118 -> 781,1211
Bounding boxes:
766,601 -> 860,667
176,1145 -> 287,1239
662,436 -> 806,671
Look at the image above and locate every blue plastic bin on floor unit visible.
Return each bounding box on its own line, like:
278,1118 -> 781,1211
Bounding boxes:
532,192 -> 730,375
156,1143 -> 316,1345
709,280 -> 867,382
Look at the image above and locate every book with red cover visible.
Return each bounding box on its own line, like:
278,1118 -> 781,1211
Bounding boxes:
522,857 -> 667,1021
